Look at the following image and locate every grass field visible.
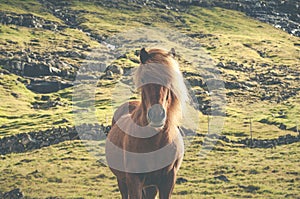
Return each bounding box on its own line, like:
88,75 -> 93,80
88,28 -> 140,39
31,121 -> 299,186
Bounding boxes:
0,0 -> 299,198
0,140 -> 299,198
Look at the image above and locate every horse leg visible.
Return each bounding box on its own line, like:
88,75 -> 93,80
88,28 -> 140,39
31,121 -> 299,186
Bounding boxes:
142,186 -> 158,199
126,174 -> 144,199
158,169 -> 176,199
117,178 -> 128,199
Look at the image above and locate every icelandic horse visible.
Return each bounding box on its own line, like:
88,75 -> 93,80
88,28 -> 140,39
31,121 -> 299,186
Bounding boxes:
106,47 -> 189,199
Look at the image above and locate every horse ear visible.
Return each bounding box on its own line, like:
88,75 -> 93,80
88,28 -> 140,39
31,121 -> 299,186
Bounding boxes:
169,48 -> 176,57
140,48 -> 150,64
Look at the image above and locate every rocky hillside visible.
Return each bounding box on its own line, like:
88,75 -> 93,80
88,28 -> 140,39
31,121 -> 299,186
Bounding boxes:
0,0 -> 299,135
70,0 -> 300,36
0,0 -> 299,198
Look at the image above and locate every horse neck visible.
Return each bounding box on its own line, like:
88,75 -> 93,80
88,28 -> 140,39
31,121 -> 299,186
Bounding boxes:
131,101 -> 148,127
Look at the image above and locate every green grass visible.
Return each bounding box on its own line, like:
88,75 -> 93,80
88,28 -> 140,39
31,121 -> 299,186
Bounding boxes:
180,7 -> 299,66
0,140 -> 299,198
0,140 -> 115,198
0,70 -> 74,137
0,1 -> 299,198
0,25 -> 100,53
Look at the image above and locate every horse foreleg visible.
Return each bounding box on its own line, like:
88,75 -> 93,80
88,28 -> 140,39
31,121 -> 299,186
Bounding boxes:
158,169 -> 176,199
126,174 -> 144,199
117,178 -> 128,199
142,186 -> 158,199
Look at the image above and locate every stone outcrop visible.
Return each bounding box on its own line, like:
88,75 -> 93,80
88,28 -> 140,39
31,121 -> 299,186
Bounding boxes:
97,0 -> 300,37
0,124 -> 110,155
0,12 -> 65,31
0,188 -> 24,199
0,124 -> 299,156
26,77 -> 73,93
202,132 -> 300,149
217,61 -> 300,102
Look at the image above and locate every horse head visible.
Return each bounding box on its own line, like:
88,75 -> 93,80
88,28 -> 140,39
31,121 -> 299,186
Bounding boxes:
134,48 -> 186,129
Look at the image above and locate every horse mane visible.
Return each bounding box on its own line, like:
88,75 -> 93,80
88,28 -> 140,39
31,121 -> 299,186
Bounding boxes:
133,48 -> 189,127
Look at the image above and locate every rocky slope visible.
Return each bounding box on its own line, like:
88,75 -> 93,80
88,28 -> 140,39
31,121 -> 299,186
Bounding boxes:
0,0 -> 299,135
85,0 -> 300,37
0,1 -> 299,198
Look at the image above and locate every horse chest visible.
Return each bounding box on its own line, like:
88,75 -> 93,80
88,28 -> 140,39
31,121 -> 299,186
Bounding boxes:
125,133 -> 172,153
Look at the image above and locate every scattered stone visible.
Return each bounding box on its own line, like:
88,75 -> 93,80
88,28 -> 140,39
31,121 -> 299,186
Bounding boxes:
105,64 -> 123,75
53,118 -> 69,125
11,92 -> 19,98
239,184 -> 260,193
41,95 -> 50,101
23,63 -> 52,77
0,12 -> 63,31
1,188 -> 24,199
0,124 -> 110,155
214,175 -> 230,182
176,177 -> 188,184
27,78 -> 73,93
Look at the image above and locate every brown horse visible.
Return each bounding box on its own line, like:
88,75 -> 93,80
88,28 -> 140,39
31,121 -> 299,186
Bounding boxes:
106,48 -> 189,199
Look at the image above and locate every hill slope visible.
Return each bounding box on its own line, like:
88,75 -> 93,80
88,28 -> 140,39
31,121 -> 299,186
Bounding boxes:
0,0 -> 299,198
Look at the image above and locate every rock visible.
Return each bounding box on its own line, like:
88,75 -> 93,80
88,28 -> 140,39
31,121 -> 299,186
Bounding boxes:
23,63 -> 52,77
279,123 -> 287,130
205,79 -> 225,90
217,62 -> 225,68
27,78 -> 73,93
53,118 -> 69,125
214,175 -> 230,182
225,81 -> 242,89
0,124 -> 111,155
187,77 -> 203,87
176,177 -> 188,184
105,64 -> 123,75
41,95 -> 50,101
57,50 -> 84,59
101,70 -> 114,80
11,92 -> 19,98
239,185 -> 260,193
2,188 -> 24,199
0,12 -> 60,31
188,32 -> 214,39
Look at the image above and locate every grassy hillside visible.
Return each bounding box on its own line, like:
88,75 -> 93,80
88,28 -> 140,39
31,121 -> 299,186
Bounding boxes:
0,0 -> 299,198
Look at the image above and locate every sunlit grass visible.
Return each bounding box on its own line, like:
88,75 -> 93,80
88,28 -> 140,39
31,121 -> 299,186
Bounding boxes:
0,140 -> 299,198
0,1 -> 299,198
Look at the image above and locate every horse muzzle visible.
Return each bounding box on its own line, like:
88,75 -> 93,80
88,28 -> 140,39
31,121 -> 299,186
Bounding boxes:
147,104 -> 167,128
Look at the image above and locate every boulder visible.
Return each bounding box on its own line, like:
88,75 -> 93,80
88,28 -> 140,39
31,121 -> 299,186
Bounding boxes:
214,175 -> 230,182
1,188 -> 24,199
105,64 -> 123,75
225,81 -> 242,89
187,77 -> 203,87
23,63 -> 52,77
176,177 -> 188,184
205,79 -> 225,90
0,12 -> 60,31
27,78 -> 73,93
